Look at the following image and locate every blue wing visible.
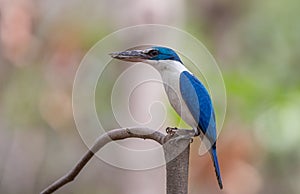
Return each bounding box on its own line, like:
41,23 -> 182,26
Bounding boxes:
179,71 -> 216,142
180,71 -> 223,189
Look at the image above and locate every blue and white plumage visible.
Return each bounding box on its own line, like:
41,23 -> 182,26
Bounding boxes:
110,46 -> 223,189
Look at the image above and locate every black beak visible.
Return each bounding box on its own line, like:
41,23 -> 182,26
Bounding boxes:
109,50 -> 150,62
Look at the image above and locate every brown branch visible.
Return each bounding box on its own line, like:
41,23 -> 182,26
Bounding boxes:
40,127 -> 192,194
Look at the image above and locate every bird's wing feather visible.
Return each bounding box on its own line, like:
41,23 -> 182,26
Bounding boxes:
179,71 -> 216,142
210,147 -> 223,189
180,71 -> 223,189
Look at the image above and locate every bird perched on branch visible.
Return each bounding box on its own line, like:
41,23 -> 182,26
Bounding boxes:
110,46 -> 223,189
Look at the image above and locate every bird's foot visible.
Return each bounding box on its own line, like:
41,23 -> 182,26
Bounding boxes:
194,130 -> 200,137
173,133 -> 194,144
166,127 -> 178,135
166,128 -> 195,143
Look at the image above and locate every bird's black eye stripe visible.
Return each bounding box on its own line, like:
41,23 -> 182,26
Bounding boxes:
148,50 -> 159,57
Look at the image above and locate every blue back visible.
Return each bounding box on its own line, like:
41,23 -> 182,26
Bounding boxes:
179,71 -> 216,142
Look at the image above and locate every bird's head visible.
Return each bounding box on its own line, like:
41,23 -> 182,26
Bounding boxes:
110,46 -> 182,64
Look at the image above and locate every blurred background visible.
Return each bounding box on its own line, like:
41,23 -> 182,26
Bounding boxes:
1,0 -> 300,193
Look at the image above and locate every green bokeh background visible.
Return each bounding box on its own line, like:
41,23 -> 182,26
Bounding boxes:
0,0 -> 299,193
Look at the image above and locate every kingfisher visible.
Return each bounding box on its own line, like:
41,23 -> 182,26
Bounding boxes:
110,46 -> 223,189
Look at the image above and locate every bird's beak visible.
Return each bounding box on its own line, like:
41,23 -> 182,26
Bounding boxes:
109,50 -> 150,62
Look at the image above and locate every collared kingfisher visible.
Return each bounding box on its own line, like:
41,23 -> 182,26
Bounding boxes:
110,46 -> 223,189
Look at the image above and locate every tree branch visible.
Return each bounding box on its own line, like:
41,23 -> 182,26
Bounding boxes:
40,127 -> 192,194
164,136 -> 190,194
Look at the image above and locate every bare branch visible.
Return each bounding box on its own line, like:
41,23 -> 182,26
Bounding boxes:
40,127 -> 167,194
40,127 -> 193,194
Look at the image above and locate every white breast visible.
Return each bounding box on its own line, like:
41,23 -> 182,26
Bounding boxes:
146,60 -> 198,131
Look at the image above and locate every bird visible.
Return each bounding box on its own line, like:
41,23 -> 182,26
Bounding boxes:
110,46 -> 223,189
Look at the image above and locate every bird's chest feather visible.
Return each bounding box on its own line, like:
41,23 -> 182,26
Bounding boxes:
160,70 -> 198,129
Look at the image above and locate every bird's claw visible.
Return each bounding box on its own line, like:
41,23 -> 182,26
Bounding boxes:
173,134 -> 194,144
166,127 -> 178,135
194,130 -> 200,137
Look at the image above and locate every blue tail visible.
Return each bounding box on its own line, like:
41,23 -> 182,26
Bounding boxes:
210,147 -> 223,189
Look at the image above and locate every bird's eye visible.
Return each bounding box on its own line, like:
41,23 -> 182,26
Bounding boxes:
148,50 -> 159,57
